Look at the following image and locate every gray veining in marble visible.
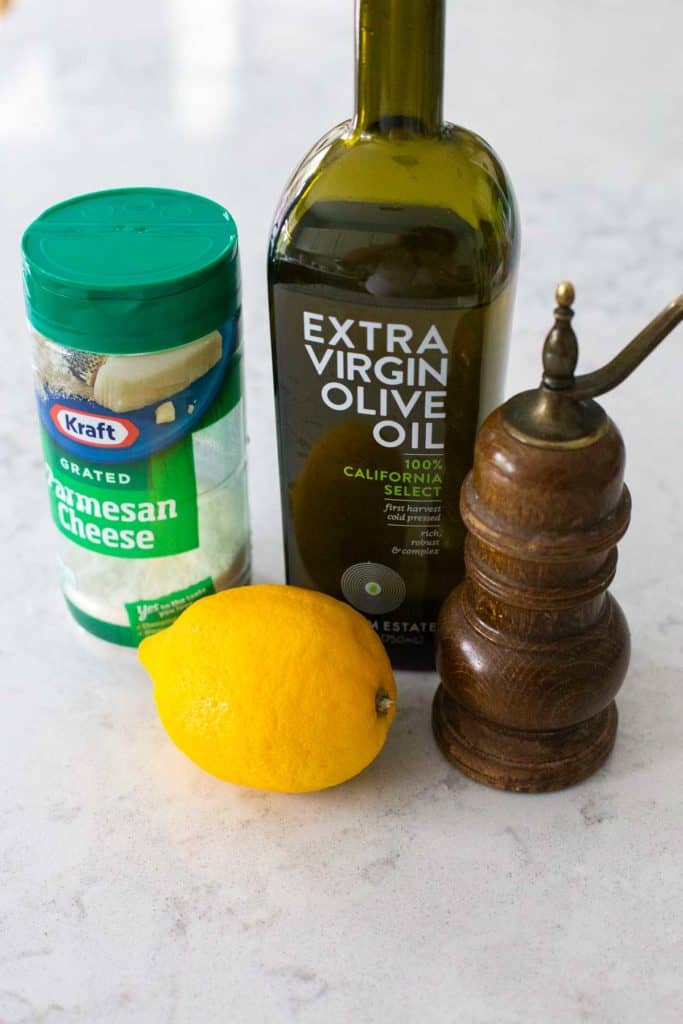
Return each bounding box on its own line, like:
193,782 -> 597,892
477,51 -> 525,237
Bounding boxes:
0,1 -> 681,1021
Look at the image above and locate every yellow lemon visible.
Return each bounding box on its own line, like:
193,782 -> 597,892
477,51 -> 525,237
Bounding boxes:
139,584 -> 397,793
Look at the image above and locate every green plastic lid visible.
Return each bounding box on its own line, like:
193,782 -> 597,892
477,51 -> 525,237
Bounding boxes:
22,187 -> 240,354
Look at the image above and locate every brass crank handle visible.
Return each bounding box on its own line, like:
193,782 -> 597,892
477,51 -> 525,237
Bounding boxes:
542,282 -> 683,400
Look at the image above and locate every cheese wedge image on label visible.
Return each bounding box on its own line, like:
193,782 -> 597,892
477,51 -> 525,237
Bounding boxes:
93,331 -> 223,412
155,400 -> 176,424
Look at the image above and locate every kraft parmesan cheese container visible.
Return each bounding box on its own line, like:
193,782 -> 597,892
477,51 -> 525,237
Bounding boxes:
22,187 -> 250,645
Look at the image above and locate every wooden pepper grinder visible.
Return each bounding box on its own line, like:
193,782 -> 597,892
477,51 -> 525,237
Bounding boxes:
433,283 -> 683,792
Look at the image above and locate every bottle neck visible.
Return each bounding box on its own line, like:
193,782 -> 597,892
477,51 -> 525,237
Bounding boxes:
354,0 -> 445,136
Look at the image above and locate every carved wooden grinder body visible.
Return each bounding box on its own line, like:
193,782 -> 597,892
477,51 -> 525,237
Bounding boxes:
433,283 -> 683,792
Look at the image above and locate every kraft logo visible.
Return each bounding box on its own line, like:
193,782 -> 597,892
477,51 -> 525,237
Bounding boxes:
50,404 -> 140,448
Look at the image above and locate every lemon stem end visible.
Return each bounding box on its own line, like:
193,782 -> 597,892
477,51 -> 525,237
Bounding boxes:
375,688 -> 395,717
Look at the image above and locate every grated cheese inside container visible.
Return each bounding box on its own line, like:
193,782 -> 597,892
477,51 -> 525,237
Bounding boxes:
22,187 -> 250,645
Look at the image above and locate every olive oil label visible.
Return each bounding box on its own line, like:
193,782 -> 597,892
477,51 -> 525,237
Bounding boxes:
299,306 -> 449,453
272,286 -> 509,656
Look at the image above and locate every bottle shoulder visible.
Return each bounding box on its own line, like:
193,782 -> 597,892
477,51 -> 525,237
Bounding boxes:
270,120 -> 518,244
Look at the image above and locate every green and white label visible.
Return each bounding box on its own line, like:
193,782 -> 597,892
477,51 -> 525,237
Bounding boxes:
126,578 -> 215,640
33,320 -> 249,646
43,433 -> 199,559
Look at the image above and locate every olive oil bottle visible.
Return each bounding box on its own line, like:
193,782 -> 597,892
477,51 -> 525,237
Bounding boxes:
268,0 -> 519,669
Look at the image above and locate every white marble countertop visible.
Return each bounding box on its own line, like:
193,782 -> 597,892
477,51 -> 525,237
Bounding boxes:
1,1 -> 682,1021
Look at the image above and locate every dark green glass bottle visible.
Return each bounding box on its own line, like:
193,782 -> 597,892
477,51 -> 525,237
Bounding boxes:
268,0 -> 519,670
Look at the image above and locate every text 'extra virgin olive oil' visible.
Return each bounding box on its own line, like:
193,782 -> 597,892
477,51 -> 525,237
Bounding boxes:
268,0 -> 519,670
